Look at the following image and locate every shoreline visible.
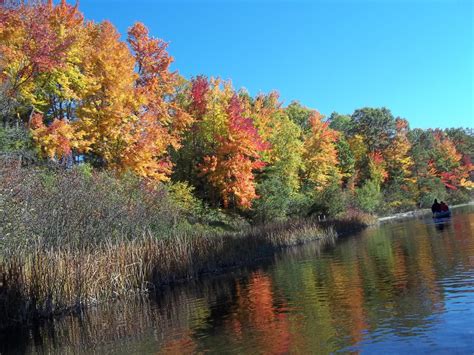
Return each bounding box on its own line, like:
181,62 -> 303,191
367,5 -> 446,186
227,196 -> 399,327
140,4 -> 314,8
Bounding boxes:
378,202 -> 474,222
0,215 -> 371,331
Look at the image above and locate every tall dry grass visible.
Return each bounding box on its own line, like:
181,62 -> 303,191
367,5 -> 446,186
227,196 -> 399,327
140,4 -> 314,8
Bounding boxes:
0,226 -> 338,327
0,162 -> 370,329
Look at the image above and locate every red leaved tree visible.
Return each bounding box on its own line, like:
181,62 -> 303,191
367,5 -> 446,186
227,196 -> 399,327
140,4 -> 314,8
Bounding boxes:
200,95 -> 269,209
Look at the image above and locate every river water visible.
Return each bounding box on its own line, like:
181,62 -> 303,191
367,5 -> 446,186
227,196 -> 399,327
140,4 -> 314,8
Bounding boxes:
2,205 -> 474,354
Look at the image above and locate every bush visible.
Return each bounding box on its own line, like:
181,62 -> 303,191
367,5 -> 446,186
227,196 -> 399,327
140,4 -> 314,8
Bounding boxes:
252,176 -> 293,223
286,190 -> 315,219
379,182 -> 417,214
0,126 -> 29,152
418,177 -> 447,209
74,162 -> 94,178
167,181 -> 203,219
356,179 -> 381,213
0,163 -> 191,249
0,126 -> 37,164
447,188 -> 473,205
309,182 -> 347,218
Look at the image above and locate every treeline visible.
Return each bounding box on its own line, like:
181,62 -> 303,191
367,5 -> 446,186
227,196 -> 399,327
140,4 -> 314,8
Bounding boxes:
0,0 -> 472,222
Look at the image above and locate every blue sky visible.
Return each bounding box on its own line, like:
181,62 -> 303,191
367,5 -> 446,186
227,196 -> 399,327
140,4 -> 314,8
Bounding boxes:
79,0 -> 473,129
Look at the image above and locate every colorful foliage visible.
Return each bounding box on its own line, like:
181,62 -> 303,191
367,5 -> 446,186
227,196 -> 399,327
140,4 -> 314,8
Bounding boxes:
124,22 -> 193,180
303,111 -> 340,190
200,95 -> 269,209
30,112 -> 76,159
2,0 -> 472,217
367,151 -> 388,186
2,3 -> 192,181
431,130 -> 473,190
384,118 -> 414,184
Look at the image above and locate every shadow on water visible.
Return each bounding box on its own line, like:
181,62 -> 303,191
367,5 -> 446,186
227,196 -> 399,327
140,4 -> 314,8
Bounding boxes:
432,216 -> 452,232
1,206 -> 474,354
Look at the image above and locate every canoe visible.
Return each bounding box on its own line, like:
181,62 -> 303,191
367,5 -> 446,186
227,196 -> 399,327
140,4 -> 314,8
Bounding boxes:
433,210 -> 451,219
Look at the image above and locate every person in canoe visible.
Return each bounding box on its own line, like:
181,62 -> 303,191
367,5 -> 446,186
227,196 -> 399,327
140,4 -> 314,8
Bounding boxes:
432,199 -> 451,218
440,201 -> 449,212
431,199 -> 441,213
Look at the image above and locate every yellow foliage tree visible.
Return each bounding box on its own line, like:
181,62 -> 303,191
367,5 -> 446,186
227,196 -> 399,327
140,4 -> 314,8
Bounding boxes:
384,118 -> 414,184
303,111 -> 340,190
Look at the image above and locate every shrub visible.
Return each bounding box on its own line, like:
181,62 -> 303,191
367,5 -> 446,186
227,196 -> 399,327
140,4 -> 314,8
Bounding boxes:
0,163 -> 188,249
252,176 -> 293,223
447,188 -> 473,205
309,182 -> 347,218
286,190 -> 315,218
379,182 -> 417,214
418,177 -> 447,209
356,179 -> 381,213
167,181 -> 204,225
0,126 -> 37,164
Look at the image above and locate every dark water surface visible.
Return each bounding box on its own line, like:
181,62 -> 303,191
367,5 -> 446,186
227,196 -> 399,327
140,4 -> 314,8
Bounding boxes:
2,206 -> 474,354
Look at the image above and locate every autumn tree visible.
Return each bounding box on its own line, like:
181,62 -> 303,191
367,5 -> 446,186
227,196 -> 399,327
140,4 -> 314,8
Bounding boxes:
248,92 -> 280,144
252,110 -> 304,222
243,91 -> 304,191
408,128 -> 445,207
200,94 -> 268,209
0,0 -> 89,159
409,128 -> 473,207
176,76 -> 265,209
219,91 -> 304,220
69,20 -> 137,170
444,128 -> 474,164
303,111 -> 340,190
384,118 -> 413,184
350,107 -> 396,153
121,22 -> 192,180
171,75 -> 210,184
173,76 -> 234,197
30,111 -> 77,160
0,0 -> 84,125
0,0 -> 46,7
431,129 -> 473,190
19,9 -> 192,180
379,118 -> 417,210
285,101 -> 313,131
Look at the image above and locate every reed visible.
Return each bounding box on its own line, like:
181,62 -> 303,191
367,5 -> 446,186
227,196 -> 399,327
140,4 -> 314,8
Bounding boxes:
0,223 -> 341,327
0,163 -> 372,329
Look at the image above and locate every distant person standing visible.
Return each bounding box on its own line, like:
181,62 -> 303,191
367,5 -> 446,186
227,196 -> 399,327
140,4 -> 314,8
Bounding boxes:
431,199 -> 441,213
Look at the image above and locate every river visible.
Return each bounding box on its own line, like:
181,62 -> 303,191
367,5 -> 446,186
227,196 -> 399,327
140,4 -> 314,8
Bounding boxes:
2,205 -> 474,354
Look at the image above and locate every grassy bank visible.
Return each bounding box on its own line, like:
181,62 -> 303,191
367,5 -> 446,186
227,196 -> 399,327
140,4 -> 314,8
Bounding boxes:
0,218 -> 370,329
0,163 -> 373,329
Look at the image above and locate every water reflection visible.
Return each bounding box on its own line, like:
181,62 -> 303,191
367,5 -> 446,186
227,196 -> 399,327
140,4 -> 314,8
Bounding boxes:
2,206 -> 474,354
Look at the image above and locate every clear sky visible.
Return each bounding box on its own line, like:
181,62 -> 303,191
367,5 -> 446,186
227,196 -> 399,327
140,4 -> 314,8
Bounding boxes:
79,0 -> 473,129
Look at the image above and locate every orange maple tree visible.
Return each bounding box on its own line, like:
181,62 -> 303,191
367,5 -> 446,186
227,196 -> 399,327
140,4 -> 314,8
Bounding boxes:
123,22 -> 192,180
200,94 -> 269,209
431,130 -> 473,189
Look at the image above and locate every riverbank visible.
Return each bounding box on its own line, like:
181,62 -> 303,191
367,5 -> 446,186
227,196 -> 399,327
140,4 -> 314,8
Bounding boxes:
3,206 -> 474,354
378,201 -> 474,222
0,213 -> 373,330
0,163 -> 378,330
